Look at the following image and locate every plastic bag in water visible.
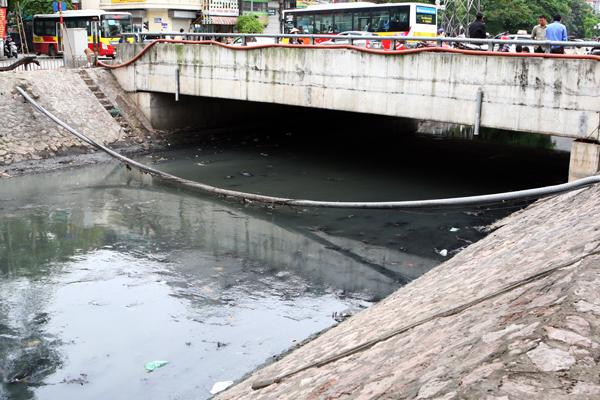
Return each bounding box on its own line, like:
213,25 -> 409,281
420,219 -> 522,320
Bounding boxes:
146,360 -> 170,372
210,381 -> 233,394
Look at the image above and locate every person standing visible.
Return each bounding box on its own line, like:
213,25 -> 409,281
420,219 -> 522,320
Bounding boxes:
545,14 -> 567,54
531,15 -> 547,53
468,12 -> 486,39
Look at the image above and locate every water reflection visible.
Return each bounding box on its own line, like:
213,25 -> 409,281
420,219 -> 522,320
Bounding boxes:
419,122 -> 574,152
0,164 -> 408,399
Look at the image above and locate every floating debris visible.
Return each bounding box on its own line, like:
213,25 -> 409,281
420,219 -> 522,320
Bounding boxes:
145,360 -> 170,372
210,381 -> 233,394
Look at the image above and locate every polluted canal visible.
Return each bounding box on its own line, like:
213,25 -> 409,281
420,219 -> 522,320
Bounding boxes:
0,122 -> 570,399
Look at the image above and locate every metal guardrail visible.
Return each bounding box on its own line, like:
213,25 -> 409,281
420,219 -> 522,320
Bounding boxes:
123,32 -> 600,53
0,55 -> 65,71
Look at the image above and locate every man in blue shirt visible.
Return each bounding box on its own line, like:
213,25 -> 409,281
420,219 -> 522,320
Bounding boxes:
545,14 -> 567,54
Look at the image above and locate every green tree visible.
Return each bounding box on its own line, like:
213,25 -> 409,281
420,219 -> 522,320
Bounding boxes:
8,0 -> 72,18
563,0 -> 598,38
479,0 -> 531,35
235,15 -> 265,34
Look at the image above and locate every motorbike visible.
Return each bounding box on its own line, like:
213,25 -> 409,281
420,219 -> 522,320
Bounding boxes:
454,41 -> 489,51
4,37 -> 18,58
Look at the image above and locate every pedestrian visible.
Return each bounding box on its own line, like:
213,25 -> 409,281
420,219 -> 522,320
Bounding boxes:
176,28 -> 186,41
531,15 -> 547,53
289,27 -> 301,44
515,44 -> 523,53
545,14 -> 567,54
468,12 -> 486,39
118,32 -> 125,43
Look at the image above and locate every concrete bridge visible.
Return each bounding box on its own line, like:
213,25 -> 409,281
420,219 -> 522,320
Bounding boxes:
111,43 -> 600,180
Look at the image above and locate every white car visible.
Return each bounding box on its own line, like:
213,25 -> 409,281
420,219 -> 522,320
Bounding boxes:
318,31 -> 383,50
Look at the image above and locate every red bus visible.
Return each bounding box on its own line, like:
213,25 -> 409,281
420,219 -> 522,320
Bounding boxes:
33,10 -> 133,57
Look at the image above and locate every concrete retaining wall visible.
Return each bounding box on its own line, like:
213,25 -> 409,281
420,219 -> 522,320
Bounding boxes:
0,70 -> 122,165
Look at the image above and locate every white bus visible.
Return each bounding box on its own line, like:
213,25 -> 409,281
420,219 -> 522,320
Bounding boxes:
283,2 -> 437,48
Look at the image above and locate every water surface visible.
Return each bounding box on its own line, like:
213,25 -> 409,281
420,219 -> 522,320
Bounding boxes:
0,126 -> 570,399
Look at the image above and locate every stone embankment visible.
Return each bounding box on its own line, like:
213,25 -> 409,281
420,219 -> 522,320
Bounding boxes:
215,182 -> 600,399
0,68 -> 155,168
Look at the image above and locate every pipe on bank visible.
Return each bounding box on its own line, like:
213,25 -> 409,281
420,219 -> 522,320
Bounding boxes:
97,38 -> 600,70
474,89 -> 483,136
15,86 -> 600,211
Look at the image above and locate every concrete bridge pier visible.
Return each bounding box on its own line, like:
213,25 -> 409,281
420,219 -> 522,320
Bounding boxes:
569,140 -> 600,182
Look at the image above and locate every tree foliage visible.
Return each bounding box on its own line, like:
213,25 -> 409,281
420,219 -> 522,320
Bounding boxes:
235,15 -> 265,34
479,0 -> 599,38
7,0 -> 73,18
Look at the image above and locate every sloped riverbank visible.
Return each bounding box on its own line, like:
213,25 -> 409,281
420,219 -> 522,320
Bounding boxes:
214,181 -> 600,399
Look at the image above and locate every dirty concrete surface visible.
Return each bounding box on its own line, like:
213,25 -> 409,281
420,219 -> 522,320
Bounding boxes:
214,182 -> 600,399
0,69 -> 162,167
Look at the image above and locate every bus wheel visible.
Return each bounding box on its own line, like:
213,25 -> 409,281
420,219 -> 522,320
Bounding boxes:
48,45 -> 57,57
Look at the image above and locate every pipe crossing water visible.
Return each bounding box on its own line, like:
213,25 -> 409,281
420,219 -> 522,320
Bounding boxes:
16,86 -> 600,211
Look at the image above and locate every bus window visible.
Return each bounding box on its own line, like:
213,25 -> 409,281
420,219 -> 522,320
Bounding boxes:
101,14 -> 133,37
34,19 -> 43,36
45,20 -> 57,36
372,8 -> 390,32
315,11 -> 334,34
296,13 -> 314,34
353,10 -> 371,32
332,11 -> 352,33
389,8 -> 409,32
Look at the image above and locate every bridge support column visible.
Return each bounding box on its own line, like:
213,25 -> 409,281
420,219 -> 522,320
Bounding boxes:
569,140 -> 600,182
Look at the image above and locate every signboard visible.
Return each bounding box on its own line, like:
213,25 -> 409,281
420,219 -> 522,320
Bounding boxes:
296,0 -> 319,8
0,8 -> 5,39
208,8 -> 238,16
269,8 -> 276,16
206,0 -> 238,16
154,18 -> 162,23
416,7 -> 436,25
53,2 -> 67,12
112,0 -> 146,3
162,23 -> 168,29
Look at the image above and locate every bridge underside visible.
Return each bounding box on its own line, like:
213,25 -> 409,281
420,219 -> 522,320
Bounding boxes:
112,44 -> 600,180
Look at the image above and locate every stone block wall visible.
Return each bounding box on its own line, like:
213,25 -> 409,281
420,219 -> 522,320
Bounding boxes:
0,69 -> 122,165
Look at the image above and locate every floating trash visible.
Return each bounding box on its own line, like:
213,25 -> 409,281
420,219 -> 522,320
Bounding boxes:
146,360 -> 170,372
210,381 -> 234,394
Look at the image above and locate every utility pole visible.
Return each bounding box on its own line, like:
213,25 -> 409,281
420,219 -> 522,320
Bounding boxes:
437,0 -> 480,37
278,0 -> 284,33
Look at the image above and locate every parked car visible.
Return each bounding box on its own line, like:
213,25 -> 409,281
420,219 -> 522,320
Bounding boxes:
318,31 -> 383,50
493,33 -> 532,52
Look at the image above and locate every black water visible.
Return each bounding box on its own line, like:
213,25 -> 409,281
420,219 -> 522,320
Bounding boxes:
0,120 -> 570,399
